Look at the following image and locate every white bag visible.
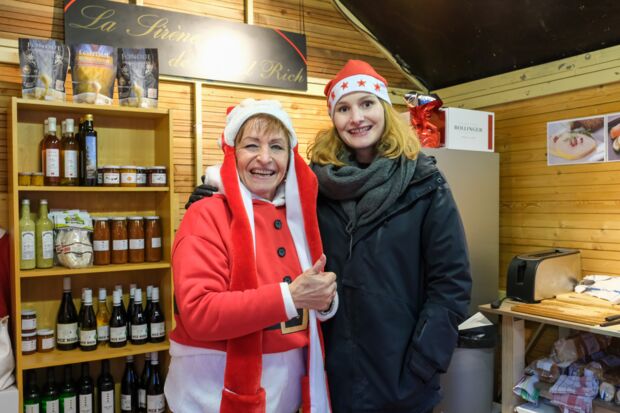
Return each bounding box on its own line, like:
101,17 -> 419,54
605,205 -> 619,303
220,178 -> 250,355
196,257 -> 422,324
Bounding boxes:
0,316 -> 15,390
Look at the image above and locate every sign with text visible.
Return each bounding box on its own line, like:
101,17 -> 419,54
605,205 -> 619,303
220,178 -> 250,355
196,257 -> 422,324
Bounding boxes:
64,0 -> 307,90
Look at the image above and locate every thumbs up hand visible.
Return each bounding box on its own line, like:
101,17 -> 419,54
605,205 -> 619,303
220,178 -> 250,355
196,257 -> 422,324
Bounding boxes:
289,254 -> 337,311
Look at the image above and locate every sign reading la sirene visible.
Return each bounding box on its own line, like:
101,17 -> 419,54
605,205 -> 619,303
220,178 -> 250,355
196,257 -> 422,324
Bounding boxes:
64,0 -> 307,91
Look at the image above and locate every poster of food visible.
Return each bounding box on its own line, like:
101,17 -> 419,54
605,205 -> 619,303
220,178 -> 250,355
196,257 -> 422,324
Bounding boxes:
547,116 -> 605,165
606,113 -> 620,162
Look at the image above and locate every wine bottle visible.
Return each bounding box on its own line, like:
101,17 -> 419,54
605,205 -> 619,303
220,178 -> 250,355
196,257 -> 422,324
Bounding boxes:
144,285 -> 152,339
35,199 -> 54,269
19,199 -> 36,270
138,353 -> 151,412
146,353 -> 165,413
131,288 -> 147,345
24,370 -> 41,413
79,289 -> 97,351
61,118 -> 79,186
97,360 -> 115,413
127,284 -> 136,338
77,363 -> 94,413
114,285 -> 128,319
77,288 -> 86,339
56,276 -> 78,351
60,365 -> 77,413
41,367 -> 60,413
148,287 -> 165,343
79,114 -> 97,186
42,117 -> 61,186
96,288 -> 110,344
121,356 -> 138,413
109,289 -> 127,348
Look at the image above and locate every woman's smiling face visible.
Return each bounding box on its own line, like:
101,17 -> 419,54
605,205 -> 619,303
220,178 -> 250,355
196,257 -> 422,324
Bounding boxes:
235,117 -> 290,201
332,92 -> 385,163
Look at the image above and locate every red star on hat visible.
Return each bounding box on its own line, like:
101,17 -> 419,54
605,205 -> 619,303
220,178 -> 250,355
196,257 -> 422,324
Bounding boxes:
357,79 -> 366,87
374,83 -> 381,91
331,91 -> 336,100
341,81 -> 349,90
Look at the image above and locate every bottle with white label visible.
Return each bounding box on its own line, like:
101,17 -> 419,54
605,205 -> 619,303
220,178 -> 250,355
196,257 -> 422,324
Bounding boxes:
20,199 -> 36,270
35,199 -> 54,269
42,367 -> 60,413
149,287 -> 165,343
42,117 -> 61,186
60,365 -> 77,413
146,352 -> 165,413
77,363 -> 94,413
24,370 -> 41,413
79,289 -> 97,351
131,289 -> 147,345
121,356 -> 138,412
61,118 -> 79,186
57,276 -> 78,351
97,360 -> 115,413
96,288 -> 110,344
138,353 -> 151,412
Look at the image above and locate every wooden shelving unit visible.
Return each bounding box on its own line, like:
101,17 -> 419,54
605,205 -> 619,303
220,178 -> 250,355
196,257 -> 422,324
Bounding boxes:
8,97 -> 175,409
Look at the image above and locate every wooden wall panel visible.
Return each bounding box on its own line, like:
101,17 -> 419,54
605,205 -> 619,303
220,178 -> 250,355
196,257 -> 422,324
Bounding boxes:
487,80 -> 620,289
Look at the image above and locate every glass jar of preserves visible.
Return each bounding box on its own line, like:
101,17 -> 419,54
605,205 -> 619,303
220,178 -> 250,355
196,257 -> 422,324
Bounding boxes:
120,166 -> 137,187
21,309 -> 37,333
110,217 -> 128,264
136,167 -> 147,187
18,172 -> 32,186
145,216 -> 162,262
92,217 -> 111,265
31,172 -> 44,186
102,165 -> 120,187
127,216 -> 145,263
148,166 -> 167,187
37,329 -> 55,352
97,167 -> 104,185
22,331 -> 37,355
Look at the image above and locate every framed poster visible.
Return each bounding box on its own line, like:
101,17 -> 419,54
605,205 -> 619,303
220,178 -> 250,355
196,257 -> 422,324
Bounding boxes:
547,116 -> 605,165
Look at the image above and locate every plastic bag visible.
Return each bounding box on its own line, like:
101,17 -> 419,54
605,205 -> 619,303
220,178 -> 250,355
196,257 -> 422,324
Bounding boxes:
553,333 -> 612,364
55,228 -> 93,268
70,44 -> 117,105
0,316 -> 14,391
405,93 -> 445,148
117,48 -> 159,108
18,38 -> 69,101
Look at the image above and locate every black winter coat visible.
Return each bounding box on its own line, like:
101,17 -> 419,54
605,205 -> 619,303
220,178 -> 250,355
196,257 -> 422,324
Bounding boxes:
318,153 -> 472,413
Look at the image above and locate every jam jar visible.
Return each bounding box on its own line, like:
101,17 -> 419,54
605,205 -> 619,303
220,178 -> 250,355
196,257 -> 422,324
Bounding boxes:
37,329 -> 55,352
120,166 -> 137,187
145,216 -> 162,262
31,172 -> 44,186
102,166 -> 120,187
21,309 -> 37,333
92,217 -> 111,265
22,331 -> 37,355
136,167 -> 147,187
18,173 -> 32,186
148,166 -> 167,187
127,216 -> 145,263
110,217 -> 128,264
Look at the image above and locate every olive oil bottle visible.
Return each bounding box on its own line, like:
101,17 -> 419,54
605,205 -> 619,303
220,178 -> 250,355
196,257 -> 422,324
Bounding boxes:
35,199 -> 54,269
19,199 -> 36,270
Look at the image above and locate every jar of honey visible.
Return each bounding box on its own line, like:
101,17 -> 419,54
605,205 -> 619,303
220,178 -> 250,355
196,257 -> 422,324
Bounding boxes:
110,217 -> 128,264
92,217 -> 111,265
120,166 -> 137,187
145,216 -> 162,262
31,172 -> 44,186
18,173 -> 32,186
127,216 -> 145,263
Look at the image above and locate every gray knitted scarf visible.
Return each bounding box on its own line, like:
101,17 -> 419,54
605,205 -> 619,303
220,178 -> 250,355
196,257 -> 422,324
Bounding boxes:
311,154 -> 417,234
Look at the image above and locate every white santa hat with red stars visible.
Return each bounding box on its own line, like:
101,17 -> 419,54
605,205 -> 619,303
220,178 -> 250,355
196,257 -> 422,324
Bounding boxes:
216,98 -> 331,413
324,59 -> 392,117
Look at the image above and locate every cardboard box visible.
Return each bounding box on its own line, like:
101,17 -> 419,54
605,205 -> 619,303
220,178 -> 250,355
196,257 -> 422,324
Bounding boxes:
0,385 -> 18,412
443,107 -> 494,152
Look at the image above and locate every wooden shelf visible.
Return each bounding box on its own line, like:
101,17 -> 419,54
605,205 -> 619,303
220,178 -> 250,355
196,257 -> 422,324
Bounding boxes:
22,341 -> 170,370
13,98 -> 170,118
18,261 -> 171,278
18,186 -> 169,192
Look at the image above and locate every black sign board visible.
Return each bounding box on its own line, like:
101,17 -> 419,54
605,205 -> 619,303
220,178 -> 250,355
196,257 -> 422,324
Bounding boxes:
64,0 -> 307,91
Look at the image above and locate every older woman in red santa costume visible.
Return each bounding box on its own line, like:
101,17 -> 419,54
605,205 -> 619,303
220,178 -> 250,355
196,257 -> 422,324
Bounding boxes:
165,99 -> 337,413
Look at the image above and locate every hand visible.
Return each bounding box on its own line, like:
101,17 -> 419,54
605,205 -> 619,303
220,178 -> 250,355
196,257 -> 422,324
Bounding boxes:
289,255 -> 337,311
185,175 -> 218,209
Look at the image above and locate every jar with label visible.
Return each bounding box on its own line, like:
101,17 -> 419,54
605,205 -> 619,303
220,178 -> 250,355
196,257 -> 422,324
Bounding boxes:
136,167 -> 147,187
128,216 -> 145,263
31,172 -> 44,186
102,165 -> 120,187
21,309 -> 37,333
145,216 -> 162,262
93,217 -> 111,265
37,329 -> 55,352
120,166 -> 137,187
18,172 -> 31,186
22,331 -> 37,355
111,217 -> 128,264
148,166 -> 167,187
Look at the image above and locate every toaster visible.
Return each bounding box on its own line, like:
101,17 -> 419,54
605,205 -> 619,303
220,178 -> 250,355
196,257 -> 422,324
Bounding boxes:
506,248 -> 581,303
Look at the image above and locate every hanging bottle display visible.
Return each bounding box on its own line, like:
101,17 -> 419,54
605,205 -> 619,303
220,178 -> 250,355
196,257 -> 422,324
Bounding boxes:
19,199 -> 36,270
35,199 -> 54,269
56,276 -> 78,351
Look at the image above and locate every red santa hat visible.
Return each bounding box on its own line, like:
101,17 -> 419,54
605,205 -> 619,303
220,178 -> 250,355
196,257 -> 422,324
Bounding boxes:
217,98 -> 331,413
324,59 -> 392,117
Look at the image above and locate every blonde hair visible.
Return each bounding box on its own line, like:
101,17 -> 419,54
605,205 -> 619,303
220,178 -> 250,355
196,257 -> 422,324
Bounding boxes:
234,113 -> 292,152
308,100 -> 420,166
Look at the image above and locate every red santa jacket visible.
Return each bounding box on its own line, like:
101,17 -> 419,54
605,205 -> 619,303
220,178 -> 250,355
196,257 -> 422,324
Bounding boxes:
171,195 -> 309,353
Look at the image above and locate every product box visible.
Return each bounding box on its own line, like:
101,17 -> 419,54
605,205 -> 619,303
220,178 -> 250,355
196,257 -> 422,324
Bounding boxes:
443,107 -> 495,152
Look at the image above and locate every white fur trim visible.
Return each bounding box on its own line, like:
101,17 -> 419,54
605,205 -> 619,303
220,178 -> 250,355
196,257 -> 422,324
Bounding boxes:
328,74 -> 391,117
223,99 -> 298,148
